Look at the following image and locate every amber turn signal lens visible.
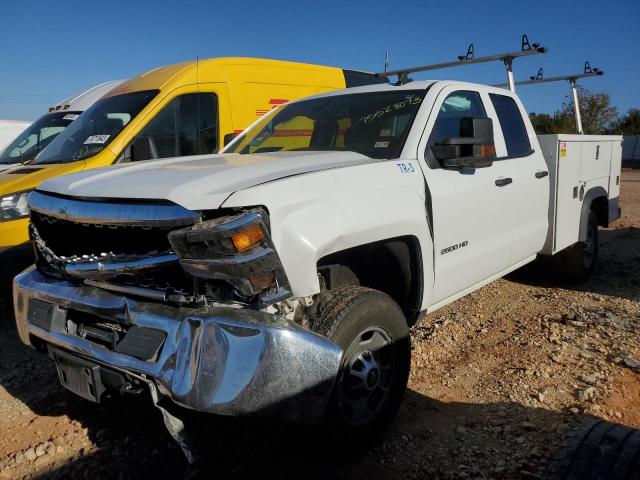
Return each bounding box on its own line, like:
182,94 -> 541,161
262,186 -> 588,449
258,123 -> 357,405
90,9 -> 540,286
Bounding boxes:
480,144 -> 496,156
231,224 -> 265,252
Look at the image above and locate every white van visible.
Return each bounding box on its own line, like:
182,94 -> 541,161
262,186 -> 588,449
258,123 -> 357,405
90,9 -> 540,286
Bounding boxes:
0,80 -> 125,172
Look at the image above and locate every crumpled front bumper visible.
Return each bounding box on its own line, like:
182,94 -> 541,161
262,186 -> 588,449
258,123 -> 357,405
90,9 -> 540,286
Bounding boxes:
13,268 -> 343,421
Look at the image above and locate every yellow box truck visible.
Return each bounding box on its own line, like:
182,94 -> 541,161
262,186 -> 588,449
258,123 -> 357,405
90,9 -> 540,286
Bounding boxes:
0,57 -> 385,250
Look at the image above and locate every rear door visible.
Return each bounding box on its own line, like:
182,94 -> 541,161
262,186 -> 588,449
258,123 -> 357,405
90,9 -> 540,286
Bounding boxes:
418,86 -> 518,304
486,92 -> 549,265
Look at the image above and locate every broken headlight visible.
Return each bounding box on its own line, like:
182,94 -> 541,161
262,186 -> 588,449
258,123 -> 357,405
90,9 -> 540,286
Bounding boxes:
168,208 -> 291,305
0,190 -> 31,222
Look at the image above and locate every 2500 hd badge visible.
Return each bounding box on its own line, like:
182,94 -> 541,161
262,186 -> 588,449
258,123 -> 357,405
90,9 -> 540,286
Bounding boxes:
441,240 -> 469,255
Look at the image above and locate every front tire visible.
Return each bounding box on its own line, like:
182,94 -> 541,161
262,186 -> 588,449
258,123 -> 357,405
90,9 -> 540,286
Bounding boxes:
311,286 -> 410,442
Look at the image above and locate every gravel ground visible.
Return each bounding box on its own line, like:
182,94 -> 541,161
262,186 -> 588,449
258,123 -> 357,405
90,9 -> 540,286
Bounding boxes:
0,170 -> 638,480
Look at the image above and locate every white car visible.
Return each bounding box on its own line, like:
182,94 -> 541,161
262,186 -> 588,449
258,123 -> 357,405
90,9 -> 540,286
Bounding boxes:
14,80 -> 622,446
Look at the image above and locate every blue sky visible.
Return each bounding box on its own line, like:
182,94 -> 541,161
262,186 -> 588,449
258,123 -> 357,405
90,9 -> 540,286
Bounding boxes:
1,0 -> 638,120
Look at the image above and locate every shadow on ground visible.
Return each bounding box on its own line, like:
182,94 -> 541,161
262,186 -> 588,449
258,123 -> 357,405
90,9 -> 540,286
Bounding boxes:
507,227 -> 640,303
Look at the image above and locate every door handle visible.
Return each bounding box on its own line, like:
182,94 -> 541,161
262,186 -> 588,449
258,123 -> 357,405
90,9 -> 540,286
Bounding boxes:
495,177 -> 513,187
535,171 -> 549,179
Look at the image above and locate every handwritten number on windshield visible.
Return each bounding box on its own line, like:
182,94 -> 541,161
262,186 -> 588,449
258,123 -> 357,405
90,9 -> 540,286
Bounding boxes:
360,95 -> 422,125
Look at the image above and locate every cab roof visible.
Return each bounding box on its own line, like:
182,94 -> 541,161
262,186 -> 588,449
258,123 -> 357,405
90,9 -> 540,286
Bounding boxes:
104,57 -> 351,98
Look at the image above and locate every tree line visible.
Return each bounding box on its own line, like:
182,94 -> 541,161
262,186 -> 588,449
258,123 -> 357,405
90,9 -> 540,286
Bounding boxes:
529,86 -> 640,135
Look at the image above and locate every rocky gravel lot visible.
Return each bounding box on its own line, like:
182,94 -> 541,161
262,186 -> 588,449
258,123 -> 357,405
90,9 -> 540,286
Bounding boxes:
0,170 -> 638,480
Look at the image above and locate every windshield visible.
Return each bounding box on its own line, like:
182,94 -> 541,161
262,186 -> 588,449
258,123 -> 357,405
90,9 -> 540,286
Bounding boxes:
32,90 -> 158,164
226,90 -> 425,159
0,112 -> 78,164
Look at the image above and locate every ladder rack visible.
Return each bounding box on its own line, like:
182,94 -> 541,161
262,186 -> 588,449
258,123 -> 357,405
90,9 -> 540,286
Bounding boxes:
493,62 -> 604,134
377,34 -> 546,91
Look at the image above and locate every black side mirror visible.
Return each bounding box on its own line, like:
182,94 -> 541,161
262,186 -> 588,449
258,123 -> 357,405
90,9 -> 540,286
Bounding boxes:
125,136 -> 157,162
432,117 -> 496,168
223,132 -> 237,146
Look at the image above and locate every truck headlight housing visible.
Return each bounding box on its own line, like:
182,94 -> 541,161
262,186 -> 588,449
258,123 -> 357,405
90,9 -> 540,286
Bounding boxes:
0,190 -> 32,222
168,208 -> 291,305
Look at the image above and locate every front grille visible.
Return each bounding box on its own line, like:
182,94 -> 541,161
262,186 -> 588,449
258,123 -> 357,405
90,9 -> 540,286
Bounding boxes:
31,211 -> 174,260
28,194 -> 203,299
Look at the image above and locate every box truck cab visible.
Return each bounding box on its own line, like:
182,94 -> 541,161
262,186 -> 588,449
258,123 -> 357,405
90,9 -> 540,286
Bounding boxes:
0,57 -> 385,249
0,80 -> 126,173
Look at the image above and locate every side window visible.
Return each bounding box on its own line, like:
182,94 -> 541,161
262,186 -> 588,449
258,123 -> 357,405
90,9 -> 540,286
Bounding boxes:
129,93 -> 217,162
429,90 -> 487,145
489,93 -> 531,157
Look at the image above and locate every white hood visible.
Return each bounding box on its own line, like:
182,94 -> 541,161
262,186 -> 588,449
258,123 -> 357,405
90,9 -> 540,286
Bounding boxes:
37,151 -> 374,210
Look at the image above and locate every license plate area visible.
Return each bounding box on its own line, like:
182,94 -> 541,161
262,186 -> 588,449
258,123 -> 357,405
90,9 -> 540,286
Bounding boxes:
51,349 -> 105,402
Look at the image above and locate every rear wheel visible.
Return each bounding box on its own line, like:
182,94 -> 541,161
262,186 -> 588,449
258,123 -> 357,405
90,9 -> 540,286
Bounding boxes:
310,286 -> 410,443
555,211 -> 599,283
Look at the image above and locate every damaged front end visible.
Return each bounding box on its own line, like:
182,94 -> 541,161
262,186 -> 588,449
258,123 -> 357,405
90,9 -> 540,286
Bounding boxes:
14,191 -> 342,422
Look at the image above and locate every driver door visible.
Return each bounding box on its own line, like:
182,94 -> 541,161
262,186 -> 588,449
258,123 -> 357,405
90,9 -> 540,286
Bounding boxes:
418,86 -> 517,305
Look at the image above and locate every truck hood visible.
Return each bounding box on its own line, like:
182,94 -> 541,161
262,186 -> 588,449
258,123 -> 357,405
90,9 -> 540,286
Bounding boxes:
37,151 -> 374,210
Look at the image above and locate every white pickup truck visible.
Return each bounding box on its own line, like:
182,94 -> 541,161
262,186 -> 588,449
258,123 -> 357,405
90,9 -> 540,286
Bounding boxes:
14,80 -> 622,444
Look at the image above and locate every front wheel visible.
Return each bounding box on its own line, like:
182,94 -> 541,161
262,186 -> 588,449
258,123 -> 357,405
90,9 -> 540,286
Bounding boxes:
310,286 -> 410,442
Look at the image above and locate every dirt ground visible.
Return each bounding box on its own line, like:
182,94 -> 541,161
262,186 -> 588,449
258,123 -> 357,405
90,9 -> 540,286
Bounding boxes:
0,171 -> 638,480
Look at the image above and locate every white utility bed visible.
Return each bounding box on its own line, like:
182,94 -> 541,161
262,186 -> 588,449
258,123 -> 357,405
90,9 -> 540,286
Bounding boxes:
538,134 -> 623,255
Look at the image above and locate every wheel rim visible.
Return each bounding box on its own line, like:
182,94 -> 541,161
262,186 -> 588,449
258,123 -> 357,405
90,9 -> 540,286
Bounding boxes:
336,327 -> 394,426
581,217 -> 597,269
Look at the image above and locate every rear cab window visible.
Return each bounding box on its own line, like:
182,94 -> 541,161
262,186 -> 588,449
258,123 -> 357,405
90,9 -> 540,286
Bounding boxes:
489,93 -> 531,157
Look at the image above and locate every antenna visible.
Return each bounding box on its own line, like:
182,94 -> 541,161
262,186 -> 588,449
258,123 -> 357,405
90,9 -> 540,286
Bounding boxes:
384,51 -> 389,72
493,62 -> 604,135
375,34 -> 547,91
196,55 -> 199,87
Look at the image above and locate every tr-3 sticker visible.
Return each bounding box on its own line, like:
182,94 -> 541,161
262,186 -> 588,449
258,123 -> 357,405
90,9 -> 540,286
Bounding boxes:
396,162 -> 415,173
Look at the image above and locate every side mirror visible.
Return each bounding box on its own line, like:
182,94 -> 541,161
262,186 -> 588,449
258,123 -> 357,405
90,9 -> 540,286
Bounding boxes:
125,136 -> 157,162
223,132 -> 237,146
432,117 -> 496,168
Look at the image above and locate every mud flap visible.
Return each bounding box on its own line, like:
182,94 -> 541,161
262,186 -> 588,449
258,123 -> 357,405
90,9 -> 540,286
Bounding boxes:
147,381 -> 197,464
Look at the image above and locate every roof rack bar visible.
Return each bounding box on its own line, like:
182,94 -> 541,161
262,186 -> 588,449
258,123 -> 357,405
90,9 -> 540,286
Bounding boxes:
493,64 -> 604,135
492,70 -> 603,88
376,34 -> 546,92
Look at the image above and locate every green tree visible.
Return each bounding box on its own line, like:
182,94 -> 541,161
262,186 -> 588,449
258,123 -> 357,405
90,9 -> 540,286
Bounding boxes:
609,108 -> 640,135
561,86 -> 619,134
529,111 -> 574,134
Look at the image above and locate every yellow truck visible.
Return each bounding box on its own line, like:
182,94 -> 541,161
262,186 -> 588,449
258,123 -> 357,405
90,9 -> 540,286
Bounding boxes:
0,57 -> 385,250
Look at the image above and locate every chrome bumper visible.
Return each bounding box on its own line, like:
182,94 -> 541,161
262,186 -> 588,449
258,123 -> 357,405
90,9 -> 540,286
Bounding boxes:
13,268 -> 342,421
